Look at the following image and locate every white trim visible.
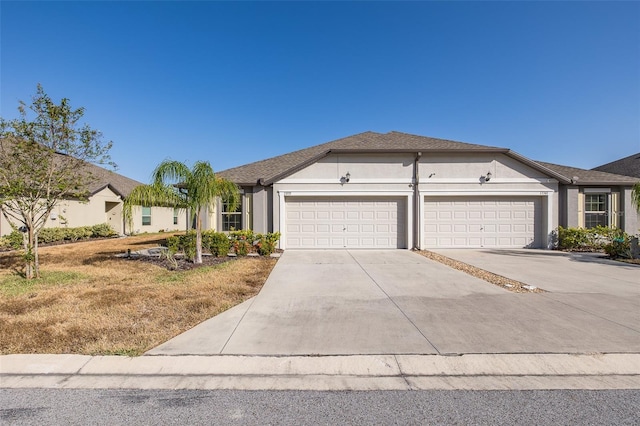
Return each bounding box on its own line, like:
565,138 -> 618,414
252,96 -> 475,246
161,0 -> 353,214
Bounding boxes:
407,192 -> 414,250
278,178 -> 411,184
423,178 -> 558,184
546,192 -> 554,248
420,190 -> 553,196
278,191 -> 286,249
278,190 -> 413,196
418,193 -> 425,250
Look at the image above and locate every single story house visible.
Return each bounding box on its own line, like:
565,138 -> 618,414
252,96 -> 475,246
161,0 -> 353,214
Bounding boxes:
592,152 -> 640,179
214,131 -> 639,250
0,160 -> 187,237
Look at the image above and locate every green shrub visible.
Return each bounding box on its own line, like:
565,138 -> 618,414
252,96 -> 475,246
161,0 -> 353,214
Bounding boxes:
39,227 -> 66,244
229,230 -> 256,256
1,230 -> 24,250
165,235 -> 181,256
1,223 -> 116,250
556,226 -> 590,251
603,231 -> 632,259
256,232 -> 281,256
203,231 -> 231,257
179,231 -> 197,261
90,223 -> 117,238
160,229 -> 280,259
66,227 -> 92,242
556,226 -> 631,255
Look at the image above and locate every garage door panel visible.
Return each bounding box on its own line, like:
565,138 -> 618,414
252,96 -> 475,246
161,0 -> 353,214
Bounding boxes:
424,196 -> 541,248
317,224 -> 329,232
345,224 -> 359,232
287,224 -> 301,233
286,196 -> 406,249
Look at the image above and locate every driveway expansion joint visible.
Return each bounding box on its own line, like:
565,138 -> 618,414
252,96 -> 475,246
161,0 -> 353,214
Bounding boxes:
346,250 -> 442,355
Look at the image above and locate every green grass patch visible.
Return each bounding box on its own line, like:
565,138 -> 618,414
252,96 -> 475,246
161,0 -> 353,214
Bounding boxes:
0,271 -> 87,296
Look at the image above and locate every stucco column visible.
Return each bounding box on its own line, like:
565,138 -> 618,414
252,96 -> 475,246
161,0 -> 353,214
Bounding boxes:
565,186 -> 580,228
622,187 -> 639,234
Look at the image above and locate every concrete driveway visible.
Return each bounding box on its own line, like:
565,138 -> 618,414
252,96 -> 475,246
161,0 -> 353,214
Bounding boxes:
149,249 -> 640,356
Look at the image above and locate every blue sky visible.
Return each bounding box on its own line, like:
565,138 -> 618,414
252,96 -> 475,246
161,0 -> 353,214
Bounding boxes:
2,1 -> 639,183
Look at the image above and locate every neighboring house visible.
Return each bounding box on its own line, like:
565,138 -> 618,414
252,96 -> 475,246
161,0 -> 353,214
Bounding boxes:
536,161 -> 639,231
592,152 -> 640,178
0,160 -> 187,237
213,131 -> 638,250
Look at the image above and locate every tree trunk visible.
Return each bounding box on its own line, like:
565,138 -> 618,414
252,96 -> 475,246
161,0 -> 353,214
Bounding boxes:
24,227 -> 35,279
34,233 -> 40,278
195,213 -> 203,264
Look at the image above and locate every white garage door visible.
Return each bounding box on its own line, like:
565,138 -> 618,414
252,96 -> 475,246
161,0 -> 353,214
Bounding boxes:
286,196 -> 406,249
424,196 -> 541,248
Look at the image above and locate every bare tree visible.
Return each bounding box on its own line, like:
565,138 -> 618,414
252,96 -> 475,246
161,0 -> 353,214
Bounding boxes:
0,85 -> 114,278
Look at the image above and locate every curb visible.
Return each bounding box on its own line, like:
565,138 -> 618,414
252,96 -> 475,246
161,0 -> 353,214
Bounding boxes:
2,353 -> 639,391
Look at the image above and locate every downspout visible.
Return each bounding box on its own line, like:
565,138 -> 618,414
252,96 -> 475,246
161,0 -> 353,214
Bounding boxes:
413,151 -> 422,250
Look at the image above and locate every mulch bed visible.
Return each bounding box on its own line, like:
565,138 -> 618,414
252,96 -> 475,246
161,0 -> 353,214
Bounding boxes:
124,254 -> 237,271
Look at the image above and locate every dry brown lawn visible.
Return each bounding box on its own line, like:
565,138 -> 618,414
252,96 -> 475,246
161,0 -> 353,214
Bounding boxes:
0,234 -> 277,355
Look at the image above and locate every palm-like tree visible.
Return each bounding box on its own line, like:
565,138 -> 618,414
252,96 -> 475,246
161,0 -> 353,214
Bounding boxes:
124,160 -> 239,263
633,183 -> 640,213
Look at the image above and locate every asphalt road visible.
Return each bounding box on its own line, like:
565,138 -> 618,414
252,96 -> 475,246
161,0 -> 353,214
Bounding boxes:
2,389 -> 639,425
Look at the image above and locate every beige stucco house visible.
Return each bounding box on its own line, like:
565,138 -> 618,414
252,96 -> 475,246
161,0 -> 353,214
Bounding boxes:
214,131 -> 638,250
0,161 -> 187,237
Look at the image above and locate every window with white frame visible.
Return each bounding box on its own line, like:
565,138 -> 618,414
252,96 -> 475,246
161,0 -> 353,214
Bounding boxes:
221,199 -> 242,231
142,206 -> 152,226
173,208 -> 179,225
584,193 -> 608,228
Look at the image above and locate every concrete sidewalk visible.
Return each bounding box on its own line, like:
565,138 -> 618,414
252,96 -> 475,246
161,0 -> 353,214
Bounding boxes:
2,353 -> 640,390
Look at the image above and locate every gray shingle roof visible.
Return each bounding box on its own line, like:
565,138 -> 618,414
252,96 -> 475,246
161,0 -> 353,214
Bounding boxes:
218,131 -> 508,185
592,152 -> 640,178
83,162 -> 143,198
218,131 -> 639,187
536,161 -> 639,185
1,137 -> 143,198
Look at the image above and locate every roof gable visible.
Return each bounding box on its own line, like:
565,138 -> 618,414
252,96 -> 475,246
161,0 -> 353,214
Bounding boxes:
218,131 -> 639,187
218,131 -> 510,185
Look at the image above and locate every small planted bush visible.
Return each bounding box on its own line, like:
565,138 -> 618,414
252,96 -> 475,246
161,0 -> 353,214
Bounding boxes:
1,230 -> 24,250
203,231 -> 231,257
0,224 -> 116,250
162,229 -> 281,260
229,230 -> 256,256
555,225 -> 632,258
90,223 -> 117,238
179,231 -> 198,262
603,233 -> 632,259
256,232 -> 281,256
